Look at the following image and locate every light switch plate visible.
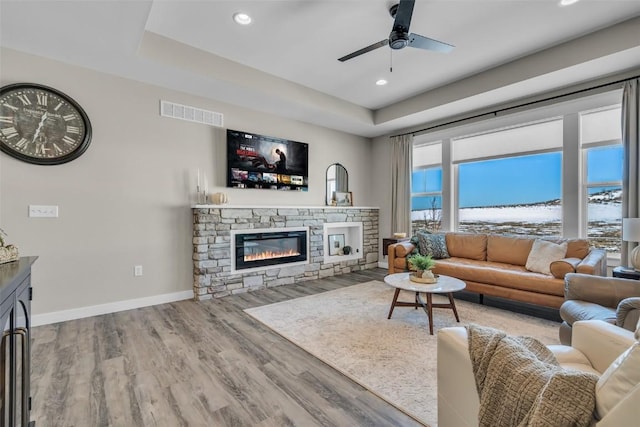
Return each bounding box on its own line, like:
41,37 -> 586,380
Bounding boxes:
28,205 -> 59,218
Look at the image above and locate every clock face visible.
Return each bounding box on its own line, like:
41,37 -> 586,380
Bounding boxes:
0,83 -> 92,165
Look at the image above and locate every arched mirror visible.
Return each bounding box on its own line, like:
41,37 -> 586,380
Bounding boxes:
326,163 -> 348,205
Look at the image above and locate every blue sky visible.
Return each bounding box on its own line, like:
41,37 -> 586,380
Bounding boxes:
412,146 -> 623,209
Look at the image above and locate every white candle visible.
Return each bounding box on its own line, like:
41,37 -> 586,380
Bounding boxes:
204,174 -> 208,195
197,168 -> 201,188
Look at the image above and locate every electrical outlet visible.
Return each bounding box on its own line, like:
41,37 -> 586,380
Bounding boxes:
28,205 -> 58,218
134,265 -> 143,277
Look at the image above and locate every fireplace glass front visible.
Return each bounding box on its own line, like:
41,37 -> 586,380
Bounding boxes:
234,230 -> 308,270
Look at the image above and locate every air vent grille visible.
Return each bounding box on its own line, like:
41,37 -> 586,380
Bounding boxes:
160,100 -> 224,127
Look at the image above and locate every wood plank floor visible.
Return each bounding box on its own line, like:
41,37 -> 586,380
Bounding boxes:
31,268 -> 560,426
30,268 -> 426,427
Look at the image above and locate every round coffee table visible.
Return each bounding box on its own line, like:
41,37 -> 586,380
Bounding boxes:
384,272 -> 466,335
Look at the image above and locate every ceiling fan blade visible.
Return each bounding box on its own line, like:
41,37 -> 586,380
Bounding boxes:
338,39 -> 389,62
393,0 -> 415,32
408,33 -> 455,53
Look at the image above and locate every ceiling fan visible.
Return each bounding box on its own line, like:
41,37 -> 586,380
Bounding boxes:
338,0 -> 454,62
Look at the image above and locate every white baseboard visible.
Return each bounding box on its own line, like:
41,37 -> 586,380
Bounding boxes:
32,290 -> 194,326
378,260 -> 389,269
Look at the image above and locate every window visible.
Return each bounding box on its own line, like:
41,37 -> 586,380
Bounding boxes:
457,152 -> 562,236
581,106 -> 623,257
412,143 -> 442,232
454,120 -> 563,236
410,90 -> 624,261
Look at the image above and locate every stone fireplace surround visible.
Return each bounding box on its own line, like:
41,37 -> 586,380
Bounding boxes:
192,205 -> 379,300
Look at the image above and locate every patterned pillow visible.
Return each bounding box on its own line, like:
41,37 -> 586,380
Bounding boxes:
416,232 -> 449,259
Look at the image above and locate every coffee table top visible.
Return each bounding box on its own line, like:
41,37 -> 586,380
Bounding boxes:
384,272 -> 466,294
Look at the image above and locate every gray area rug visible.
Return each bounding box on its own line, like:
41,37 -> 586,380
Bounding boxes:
244,280 -> 560,426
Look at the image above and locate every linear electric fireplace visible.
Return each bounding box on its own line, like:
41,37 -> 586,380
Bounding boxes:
232,227 -> 309,272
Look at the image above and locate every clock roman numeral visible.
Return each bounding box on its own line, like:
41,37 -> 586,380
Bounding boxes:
53,143 -> 63,154
17,95 -> 31,106
36,93 -> 48,106
62,135 -> 76,145
16,138 -> 29,148
1,127 -> 19,138
66,125 -> 80,134
1,104 -> 18,112
0,116 -> 13,124
63,114 -> 76,122
54,102 -> 63,111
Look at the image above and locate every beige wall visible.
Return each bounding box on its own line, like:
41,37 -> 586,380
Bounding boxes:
0,48 -> 373,316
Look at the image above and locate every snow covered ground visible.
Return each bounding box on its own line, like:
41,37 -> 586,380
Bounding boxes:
411,202 -> 622,253
411,203 -> 620,223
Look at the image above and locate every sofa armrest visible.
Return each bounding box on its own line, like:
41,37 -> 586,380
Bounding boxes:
571,320 -> 636,373
387,242 -> 416,274
576,248 -> 607,276
437,328 -> 479,427
564,273 -> 640,308
616,297 -> 640,331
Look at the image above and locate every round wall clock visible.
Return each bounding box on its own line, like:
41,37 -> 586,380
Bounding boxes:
0,83 -> 92,165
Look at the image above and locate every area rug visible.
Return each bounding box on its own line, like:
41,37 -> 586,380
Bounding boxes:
244,280 -> 560,426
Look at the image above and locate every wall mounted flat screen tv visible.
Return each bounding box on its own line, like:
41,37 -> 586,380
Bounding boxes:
227,129 -> 309,191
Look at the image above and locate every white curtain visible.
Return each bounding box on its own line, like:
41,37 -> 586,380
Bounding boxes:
622,79 -> 640,265
391,134 -> 413,236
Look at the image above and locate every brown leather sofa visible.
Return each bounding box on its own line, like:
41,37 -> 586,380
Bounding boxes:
388,232 -> 607,308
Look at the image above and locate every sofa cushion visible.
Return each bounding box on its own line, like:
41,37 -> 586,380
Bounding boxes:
550,257 -> 581,280
434,258 -> 565,296
565,239 -> 591,259
417,232 -> 449,259
445,233 -> 487,260
526,240 -> 567,275
595,342 -> 640,419
487,235 -> 534,266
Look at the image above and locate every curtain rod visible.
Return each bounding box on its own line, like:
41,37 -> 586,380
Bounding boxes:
389,74 -> 640,139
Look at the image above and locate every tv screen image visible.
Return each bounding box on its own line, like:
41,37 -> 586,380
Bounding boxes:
227,129 -> 309,191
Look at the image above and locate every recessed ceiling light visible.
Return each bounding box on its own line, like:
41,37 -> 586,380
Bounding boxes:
233,12 -> 252,25
559,0 -> 580,6
376,79 -> 388,86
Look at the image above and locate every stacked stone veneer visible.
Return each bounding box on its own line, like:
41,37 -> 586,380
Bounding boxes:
192,207 -> 379,300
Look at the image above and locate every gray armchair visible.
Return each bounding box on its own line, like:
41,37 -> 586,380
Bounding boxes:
559,273 -> 640,345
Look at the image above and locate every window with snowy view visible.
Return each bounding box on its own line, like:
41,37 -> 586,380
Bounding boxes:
410,90 -> 623,259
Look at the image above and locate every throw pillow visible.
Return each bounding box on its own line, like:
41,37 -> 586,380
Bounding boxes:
525,239 -> 567,275
549,257 -> 581,280
595,342 -> 640,420
417,232 -> 449,259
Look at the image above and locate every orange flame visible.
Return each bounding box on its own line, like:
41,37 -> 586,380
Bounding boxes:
244,248 -> 299,262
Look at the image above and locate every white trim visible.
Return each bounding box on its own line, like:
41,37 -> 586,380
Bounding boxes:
32,290 -> 193,326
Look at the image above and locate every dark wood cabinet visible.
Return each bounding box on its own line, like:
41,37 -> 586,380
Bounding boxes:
613,266 -> 640,280
1,257 -> 37,426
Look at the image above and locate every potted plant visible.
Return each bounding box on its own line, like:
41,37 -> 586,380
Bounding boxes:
408,254 -> 436,279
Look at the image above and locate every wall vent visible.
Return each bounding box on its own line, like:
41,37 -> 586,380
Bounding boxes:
160,100 -> 224,128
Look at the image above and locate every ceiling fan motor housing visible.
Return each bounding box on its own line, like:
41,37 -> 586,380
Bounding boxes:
389,30 -> 409,49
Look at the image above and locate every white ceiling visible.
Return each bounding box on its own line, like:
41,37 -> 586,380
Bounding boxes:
2,0 -> 640,138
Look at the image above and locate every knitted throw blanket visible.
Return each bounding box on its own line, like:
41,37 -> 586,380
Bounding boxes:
466,325 -> 599,427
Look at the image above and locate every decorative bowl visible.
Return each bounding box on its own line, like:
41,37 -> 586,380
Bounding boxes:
409,273 -> 438,284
